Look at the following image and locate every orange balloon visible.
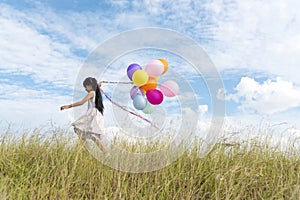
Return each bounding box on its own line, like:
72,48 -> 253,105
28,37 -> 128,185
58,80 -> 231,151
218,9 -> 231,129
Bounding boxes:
158,58 -> 168,74
140,77 -> 158,92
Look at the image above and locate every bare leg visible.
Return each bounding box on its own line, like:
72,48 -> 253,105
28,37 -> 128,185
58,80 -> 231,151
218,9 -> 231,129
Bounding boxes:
74,127 -> 87,142
74,128 -> 107,154
91,135 -> 107,153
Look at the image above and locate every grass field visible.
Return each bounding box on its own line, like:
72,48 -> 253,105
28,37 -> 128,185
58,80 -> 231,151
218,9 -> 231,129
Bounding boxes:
0,128 -> 299,199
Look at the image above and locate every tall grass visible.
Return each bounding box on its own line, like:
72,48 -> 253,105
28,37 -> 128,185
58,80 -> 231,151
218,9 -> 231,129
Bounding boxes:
0,128 -> 299,199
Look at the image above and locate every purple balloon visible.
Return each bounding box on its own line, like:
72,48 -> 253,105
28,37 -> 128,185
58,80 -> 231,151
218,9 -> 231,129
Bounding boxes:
130,86 -> 144,99
127,63 -> 142,80
146,89 -> 164,105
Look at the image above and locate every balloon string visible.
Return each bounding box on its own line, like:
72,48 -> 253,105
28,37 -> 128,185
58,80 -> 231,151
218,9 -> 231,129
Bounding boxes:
101,80 -> 163,87
99,88 -> 160,130
101,81 -> 133,84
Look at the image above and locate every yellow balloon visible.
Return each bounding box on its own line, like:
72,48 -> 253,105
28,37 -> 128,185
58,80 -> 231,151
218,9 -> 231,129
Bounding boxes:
132,70 -> 149,86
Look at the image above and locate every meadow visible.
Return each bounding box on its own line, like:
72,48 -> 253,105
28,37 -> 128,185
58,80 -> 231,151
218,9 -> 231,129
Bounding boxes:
0,127 -> 299,199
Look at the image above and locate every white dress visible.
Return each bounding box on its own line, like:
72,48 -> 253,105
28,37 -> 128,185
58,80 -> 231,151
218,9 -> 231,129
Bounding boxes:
71,91 -> 104,140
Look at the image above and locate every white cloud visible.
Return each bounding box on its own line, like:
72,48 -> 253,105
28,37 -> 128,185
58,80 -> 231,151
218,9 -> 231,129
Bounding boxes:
0,3 -> 156,131
198,104 -> 208,116
217,88 -> 226,101
0,5 -> 81,87
0,93 -> 74,130
1,0 -> 300,134
204,0 -> 300,84
0,3 -> 159,87
43,0 -> 300,87
227,77 -> 300,114
104,0 -> 131,9
109,0 -> 300,84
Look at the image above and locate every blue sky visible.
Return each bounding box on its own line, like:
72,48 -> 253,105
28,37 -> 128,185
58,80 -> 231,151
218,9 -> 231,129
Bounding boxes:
0,0 -> 300,138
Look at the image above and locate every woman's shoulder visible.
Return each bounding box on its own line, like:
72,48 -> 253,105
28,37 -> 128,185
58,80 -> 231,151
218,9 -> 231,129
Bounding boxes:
87,91 -> 95,98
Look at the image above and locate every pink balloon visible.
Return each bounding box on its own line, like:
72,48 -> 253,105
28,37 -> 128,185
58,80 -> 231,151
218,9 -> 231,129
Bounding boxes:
145,60 -> 164,77
160,80 -> 179,97
146,89 -> 164,105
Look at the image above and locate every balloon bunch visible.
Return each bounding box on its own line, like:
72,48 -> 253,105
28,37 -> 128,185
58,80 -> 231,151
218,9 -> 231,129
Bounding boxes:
127,58 -> 179,114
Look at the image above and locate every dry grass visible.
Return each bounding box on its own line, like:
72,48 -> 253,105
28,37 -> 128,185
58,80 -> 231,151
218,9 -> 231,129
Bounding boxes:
0,128 -> 299,199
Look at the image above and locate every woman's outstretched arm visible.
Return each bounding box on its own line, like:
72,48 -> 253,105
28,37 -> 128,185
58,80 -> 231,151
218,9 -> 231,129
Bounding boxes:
60,92 -> 94,110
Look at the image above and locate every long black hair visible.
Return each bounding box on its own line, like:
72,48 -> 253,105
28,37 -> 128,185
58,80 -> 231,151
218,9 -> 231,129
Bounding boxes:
83,77 -> 104,115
